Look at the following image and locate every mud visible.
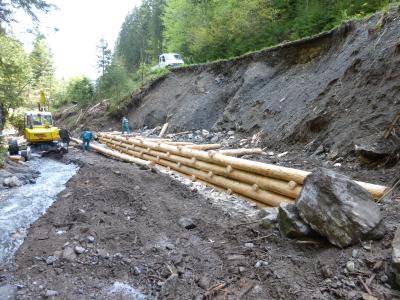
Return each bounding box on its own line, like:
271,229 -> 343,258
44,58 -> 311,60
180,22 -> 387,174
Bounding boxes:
0,149 -> 399,299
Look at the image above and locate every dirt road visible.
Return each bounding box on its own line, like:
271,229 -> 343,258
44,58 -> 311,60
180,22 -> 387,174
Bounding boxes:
1,149 -> 399,299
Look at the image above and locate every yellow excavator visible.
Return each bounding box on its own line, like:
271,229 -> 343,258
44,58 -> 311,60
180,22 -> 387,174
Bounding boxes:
8,91 -> 68,159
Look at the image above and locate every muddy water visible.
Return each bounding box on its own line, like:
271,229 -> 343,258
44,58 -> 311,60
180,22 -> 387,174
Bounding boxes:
0,158 -> 78,264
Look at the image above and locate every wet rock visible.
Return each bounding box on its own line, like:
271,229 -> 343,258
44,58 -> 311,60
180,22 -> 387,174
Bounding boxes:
74,246 -> 85,254
178,217 -> 196,230
296,168 -> 384,248
44,289 -> 59,298
391,226 -> 400,288
278,203 -> 313,238
62,247 -> 77,261
3,176 -> 22,187
161,273 -> 178,298
0,284 -> 17,299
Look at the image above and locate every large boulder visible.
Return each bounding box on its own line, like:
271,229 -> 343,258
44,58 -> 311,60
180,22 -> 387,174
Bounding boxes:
296,168 -> 384,248
278,203 -> 313,238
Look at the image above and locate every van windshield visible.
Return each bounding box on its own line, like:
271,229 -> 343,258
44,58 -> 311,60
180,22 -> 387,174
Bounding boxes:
173,54 -> 182,60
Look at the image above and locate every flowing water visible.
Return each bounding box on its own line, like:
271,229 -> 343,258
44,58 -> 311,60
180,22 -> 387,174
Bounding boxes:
0,157 -> 78,265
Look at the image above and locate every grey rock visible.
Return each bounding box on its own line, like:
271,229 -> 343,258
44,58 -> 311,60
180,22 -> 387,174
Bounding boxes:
346,261 -> 355,272
198,276 -> 211,289
97,248 -> 110,259
296,168 -> 384,248
278,203 -> 313,238
3,176 -> 22,187
46,256 -> 57,265
210,136 -> 219,143
62,247 -> 77,261
260,210 -> 278,229
45,289 -> 59,298
391,226 -> 400,288
227,254 -> 246,261
87,236 -> 95,243
227,130 -> 235,136
0,284 -> 17,300
178,217 -> 196,230
244,242 -> 254,248
74,246 -> 85,254
256,207 -> 279,219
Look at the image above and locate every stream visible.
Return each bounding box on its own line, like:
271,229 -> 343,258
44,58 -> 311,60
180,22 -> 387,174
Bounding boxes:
0,157 -> 78,265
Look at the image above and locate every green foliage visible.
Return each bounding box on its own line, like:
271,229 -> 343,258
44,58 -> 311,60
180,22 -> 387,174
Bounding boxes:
96,38 -> 112,76
54,76 -> 94,108
29,33 -> 54,90
0,34 -> 31,115
162,0 -> 394,63
0,0 -> 54,24
6,110 -> 24,134
0,145 -> 8,167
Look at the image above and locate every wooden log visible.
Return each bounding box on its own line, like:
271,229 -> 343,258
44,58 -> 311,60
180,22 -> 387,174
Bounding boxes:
103,141 -> 293,206
159,123 -> 169,138
71,138 -> 150,166
155,163 -> 268,208
183,144 -> 222,150
218,148 -> 263,157
100,133 -> 309,184
99,133 -> 387,199
101,138 -> 301,199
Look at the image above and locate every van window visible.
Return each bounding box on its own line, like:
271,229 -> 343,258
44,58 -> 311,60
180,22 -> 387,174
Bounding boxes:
174,54 -> 182,60
161,56 -> 165,62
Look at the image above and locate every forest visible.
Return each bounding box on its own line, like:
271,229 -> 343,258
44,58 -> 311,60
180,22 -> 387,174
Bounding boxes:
0,0 -> 398,123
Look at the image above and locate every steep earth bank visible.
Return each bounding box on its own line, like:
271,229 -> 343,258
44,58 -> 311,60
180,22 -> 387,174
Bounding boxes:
57,9 -> 400,163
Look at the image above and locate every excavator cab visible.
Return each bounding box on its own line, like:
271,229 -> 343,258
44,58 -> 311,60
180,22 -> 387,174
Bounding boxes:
24,112 -> 60,143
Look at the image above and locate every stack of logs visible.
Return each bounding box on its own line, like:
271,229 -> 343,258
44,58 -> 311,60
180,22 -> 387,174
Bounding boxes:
83,133 -> 388,208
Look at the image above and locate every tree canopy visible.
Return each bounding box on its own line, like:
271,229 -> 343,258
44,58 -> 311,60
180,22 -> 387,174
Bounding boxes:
0,0 -> 54,25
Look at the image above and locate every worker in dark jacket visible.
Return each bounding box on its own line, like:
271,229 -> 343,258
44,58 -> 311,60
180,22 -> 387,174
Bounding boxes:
59,128 -> 71,148
80,128 -> 93,151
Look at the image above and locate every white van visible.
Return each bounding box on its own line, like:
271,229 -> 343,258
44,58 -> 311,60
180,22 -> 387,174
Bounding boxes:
158,53 -> 184,68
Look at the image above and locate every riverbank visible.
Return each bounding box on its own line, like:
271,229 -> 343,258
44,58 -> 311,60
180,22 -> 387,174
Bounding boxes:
0,148 -> 398,299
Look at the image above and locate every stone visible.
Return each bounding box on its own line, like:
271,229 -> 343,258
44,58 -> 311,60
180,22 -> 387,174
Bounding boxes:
278,203 -> 313,238
321,265 -> 333,278
210,136 -> 219,143
0,284 -> 17,300
296,168 -> 384,248
227,255 -> 246,261
346,261 -> 355,272
201,129 -> 209,136
391,226 -> 400,288
227,130 -> 235,136
44,290 -> 59,298
62,247 -> 77,261
46,256 -> 57,265
87,236 -> 95,243
178,217 -> 196,230
3,176 -> 22,187
256,207 -> 279,219
260,213 -> 278,230
244,243 -> 254,248
74,246 -> 85,254
198,276 -> 211,289
97,249 -> 110,259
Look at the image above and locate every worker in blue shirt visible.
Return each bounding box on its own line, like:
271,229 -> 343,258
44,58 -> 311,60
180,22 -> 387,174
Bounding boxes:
80,128 -> 93,151
122,117 -> 130,135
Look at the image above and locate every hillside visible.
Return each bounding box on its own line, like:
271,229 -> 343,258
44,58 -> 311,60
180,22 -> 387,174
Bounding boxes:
57,8 -> 400,163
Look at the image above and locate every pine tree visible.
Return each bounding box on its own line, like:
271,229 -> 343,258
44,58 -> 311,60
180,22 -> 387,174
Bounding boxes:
96,38 -> 112,76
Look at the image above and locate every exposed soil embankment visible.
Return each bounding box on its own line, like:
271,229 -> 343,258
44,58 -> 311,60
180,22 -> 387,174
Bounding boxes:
58,9 -> 400,161
113,9 -> 398,161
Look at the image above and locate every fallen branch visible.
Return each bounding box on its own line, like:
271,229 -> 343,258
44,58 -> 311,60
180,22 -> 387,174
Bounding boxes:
159,123 -> 169,138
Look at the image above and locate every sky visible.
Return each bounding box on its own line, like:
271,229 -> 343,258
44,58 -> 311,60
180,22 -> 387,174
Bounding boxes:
12,0 -> 142,80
